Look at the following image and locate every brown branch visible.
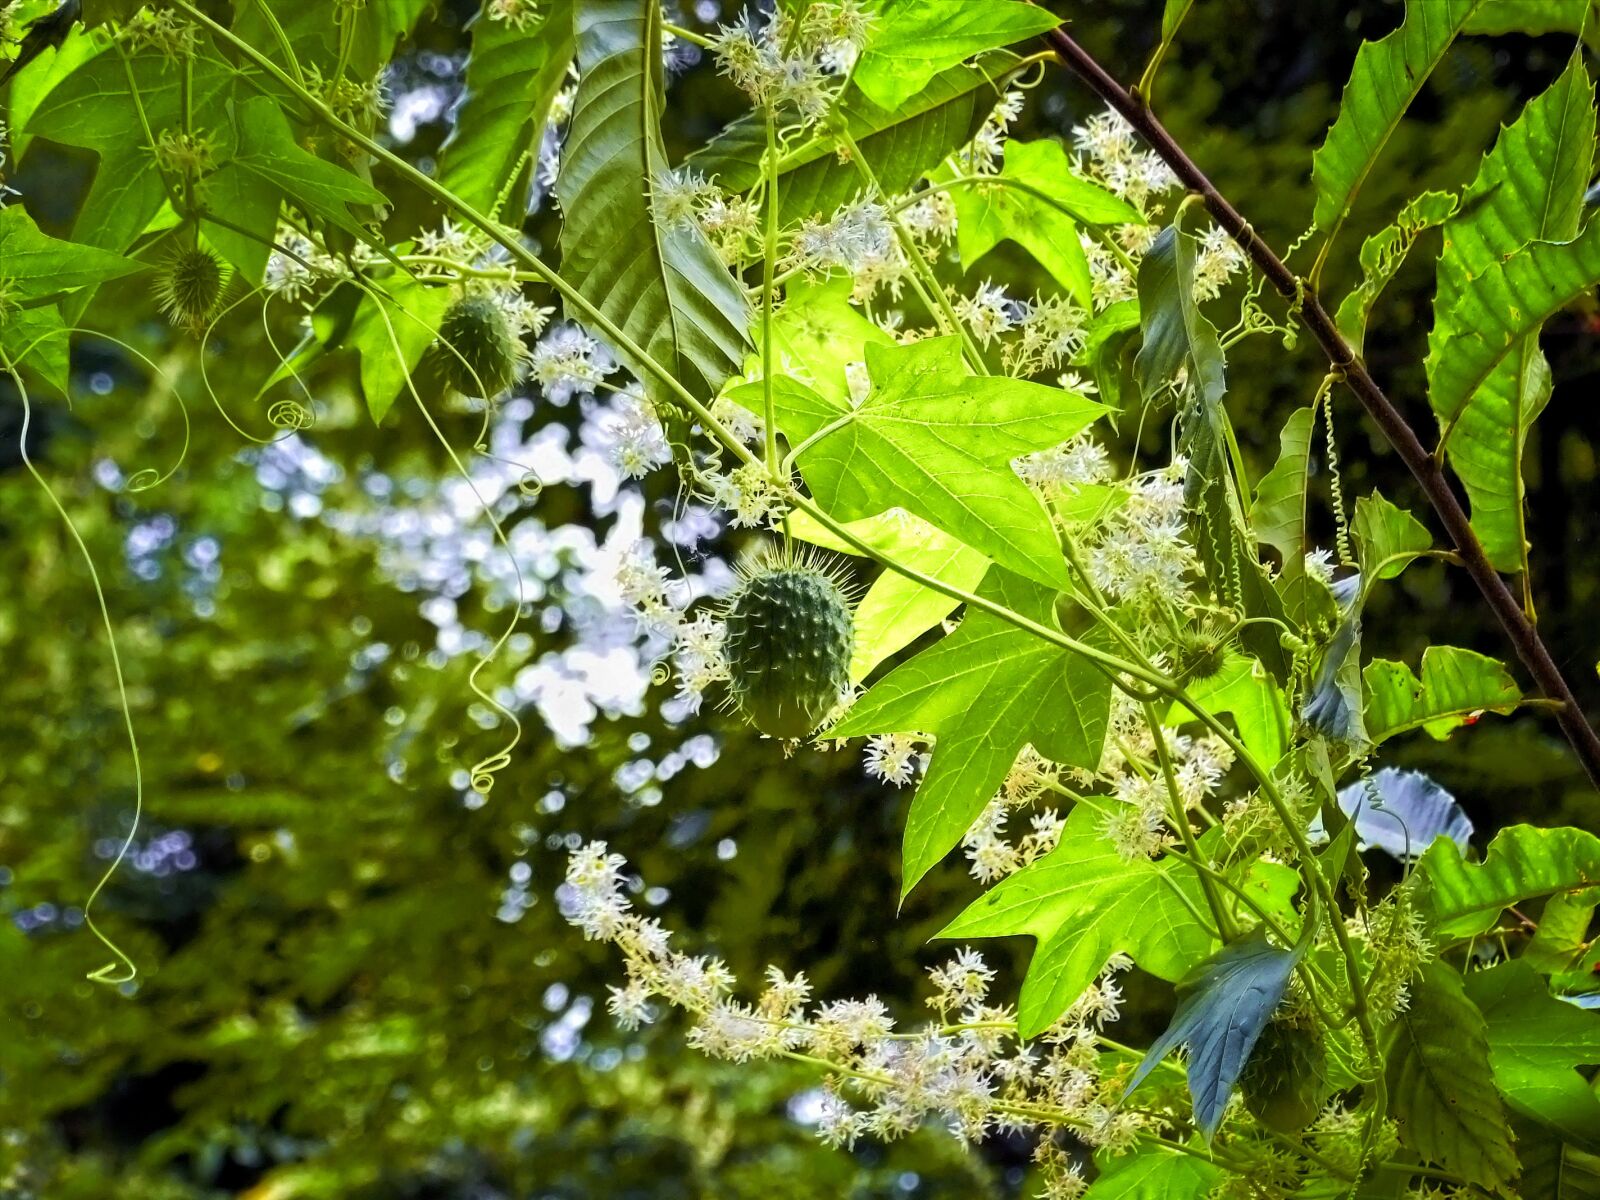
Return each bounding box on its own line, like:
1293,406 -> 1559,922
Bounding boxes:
1043,26 -> 1600,791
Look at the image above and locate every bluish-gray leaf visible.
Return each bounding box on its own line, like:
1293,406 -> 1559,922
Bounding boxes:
1126,932 -> 1300,1138
1330,768 -> 1473,860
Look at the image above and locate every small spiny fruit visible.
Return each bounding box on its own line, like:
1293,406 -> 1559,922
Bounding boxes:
436,292 -> 521,397
156,246 -> 230,334
722,548 -> 855,740
1240,1017 -> 1328,1133
1175,614 -> 1234,682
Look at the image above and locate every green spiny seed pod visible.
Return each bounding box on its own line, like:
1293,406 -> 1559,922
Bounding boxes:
1240,1017 -> 1327,1133
156,246 -> 230,333
1175,615 -> 1234,682
722,550 -> 854,740
436,293 -> 521,397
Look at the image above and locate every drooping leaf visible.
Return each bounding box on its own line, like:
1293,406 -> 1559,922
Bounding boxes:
26,39 -> 234,252
833,571 -> 1113,897
1385,960 -> 1518,1190
938,806 -> 1216,1038
1362,645 -> 1522,742
228,96 -> 389,237
0,301 -> 70,396
346,272 -> 453,423
1428,51 -> 1596,571
1465,960 -> 1600,1150
1301,594 -> 1367,746
1134,225 -> 1223,408
1515,1121 -> 1600,1200
783,509 -> 988,682
1416,824 -> 1600,939
1126,932 -> 1301,1139
1353,490 -> 1430,582
790,337 -> 1105,589
852,0 -> 1058,111
1462,0 -> 1600,53
688,52 -> 1017,225
1310,0 -> 1479,234
555,0 -> 752,417
1331,768 -> 1473,860
231,0 -> 433,81
434,0 -> 575,217
953,138 -> 1142,304
0,206 -> 143,302
1250,406 -> 1314,616
1081,1145 -> 1220,1198
1335,190 -> 1458,357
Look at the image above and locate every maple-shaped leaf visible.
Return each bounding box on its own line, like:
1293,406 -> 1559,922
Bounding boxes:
936,806 -> 1218,1037
954,137 -> 1142,304
26,39 -> 236,254
789,336 -> 1104,589
832,569 -> 1113,897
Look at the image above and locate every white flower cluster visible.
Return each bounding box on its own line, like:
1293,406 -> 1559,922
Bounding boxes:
1016,428 -> 1112,493
1069,109 -> 1246,311
597,384 -> 672,480
562,843 -> 1160,1196
1093,690 -> 1235,861
528,322 -> 613,401
710,2 -> 874,122
948,284 -> 1090,378
1082,460 -> 1199,607
863,732 -> 926,787
485,0 -> 541,31
264,224 -> 373,304
650,167 -> 763,264
960,747 -> 1068,883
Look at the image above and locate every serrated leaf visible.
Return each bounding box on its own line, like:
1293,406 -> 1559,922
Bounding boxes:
1082,1145 -> 1219,1198
556,0 -> 751,417
938,807 -> 1215,1038
435,0 -> 574,217
783,509 -> 988,682
347,272 -> 453,423
1353,490 -> 1430,582
0,206 -> 143,301
1430,51 -> 1594,572
1333,768 -> 1472,860
1335,190 -> 1458,357
1417,824 -> 1600,939
1463,0 -> 1600,50
0,301 -> 70,396
688,52 -> 1016,225
228,96 -> 388,237
834,571 -> 1112,897
1310,1 -> 1479,233
852,0 -> 1058,112
792,337 -> 1104,589
1127,932 -> 1300,1139
1362,645 -> 1522,742
26,40 -> 234,252
1465,960 -> 1600,1149
953,138 -> 1143,304
767,273 -> 895,407
1385,960 -> 1518,1190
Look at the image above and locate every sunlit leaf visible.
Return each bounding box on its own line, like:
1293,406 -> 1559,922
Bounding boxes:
939,806 -> 1215,1038
1362,645 -> 1522,742
1417,824 -> 1600,939
852,0 -> 1058,111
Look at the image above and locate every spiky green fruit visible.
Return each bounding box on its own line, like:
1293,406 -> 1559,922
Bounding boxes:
723,559 -> 854,740
156,246 -> 230,333
436,293 -> 520,397
1240,1018 -> 1327,1132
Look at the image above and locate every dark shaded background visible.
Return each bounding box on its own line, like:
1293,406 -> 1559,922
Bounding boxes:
2,1 -> 1597,1197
